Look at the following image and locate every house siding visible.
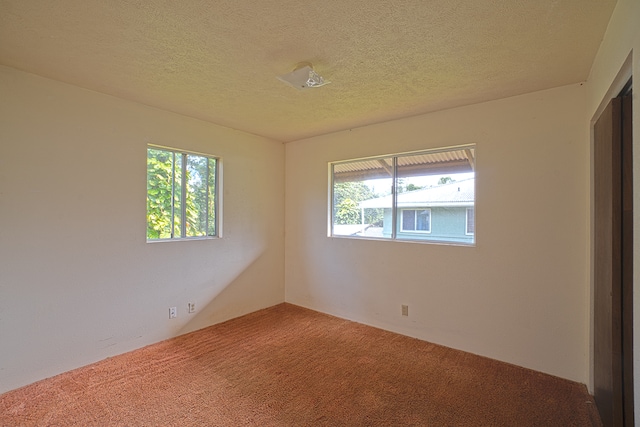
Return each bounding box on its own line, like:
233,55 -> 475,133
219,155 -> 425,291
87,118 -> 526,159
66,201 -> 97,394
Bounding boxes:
380,207 -> 474,244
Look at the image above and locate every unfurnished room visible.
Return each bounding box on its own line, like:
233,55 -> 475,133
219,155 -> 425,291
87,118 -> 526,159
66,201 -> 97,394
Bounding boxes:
0,0 -> 639,425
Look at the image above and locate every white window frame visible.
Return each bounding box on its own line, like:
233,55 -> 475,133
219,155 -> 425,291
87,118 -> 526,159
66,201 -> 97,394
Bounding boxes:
329,144 -> 475,246
400,209 -> 431,233
146,145 -> 220,241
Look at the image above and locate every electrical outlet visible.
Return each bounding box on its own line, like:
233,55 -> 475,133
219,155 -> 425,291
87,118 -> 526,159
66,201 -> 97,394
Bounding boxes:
401,305 -> 409,316
169,307 -> 177,319
188,302 -> 195,313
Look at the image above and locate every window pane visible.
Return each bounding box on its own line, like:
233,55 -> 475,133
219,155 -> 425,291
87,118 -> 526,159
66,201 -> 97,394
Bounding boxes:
332,157 -> 393,238
416,209 -> 431,231
146,146 -> 218,241
207,158 -> 216,236
329,145 -> 475,245
185,154 -> 208,237
147,148 -> 174,239
396,150 -> 474,243
466,208 -> 475,235
401,210 -> 416,231
173,153 -> 183,238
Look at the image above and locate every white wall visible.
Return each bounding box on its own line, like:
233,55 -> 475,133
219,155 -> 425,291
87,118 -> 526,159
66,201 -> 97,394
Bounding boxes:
285,83 -> 590,384
0,66 -> 285,394
584,0 -> 640,417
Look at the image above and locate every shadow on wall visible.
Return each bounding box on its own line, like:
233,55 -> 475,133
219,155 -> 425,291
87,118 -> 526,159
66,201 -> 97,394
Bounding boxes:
176,248 -> 282,336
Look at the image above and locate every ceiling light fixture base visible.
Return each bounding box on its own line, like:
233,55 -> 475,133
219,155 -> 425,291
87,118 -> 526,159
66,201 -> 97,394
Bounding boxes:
277,62 -> 330,90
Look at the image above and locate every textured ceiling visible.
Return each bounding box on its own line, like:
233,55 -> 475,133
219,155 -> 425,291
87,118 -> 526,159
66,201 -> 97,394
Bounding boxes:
0,0 -> 616,142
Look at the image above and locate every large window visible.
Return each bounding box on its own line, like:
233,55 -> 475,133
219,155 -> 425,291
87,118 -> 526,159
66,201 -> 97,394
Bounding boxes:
330,145 -> 475,245
147,146 -> 218,240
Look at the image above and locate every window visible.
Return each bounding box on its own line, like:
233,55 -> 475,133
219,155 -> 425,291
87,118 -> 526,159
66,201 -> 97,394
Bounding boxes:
147,146 -> 218,240
466,208 -> 475,235
330,145 -> 475,245
401,209 -> 431,233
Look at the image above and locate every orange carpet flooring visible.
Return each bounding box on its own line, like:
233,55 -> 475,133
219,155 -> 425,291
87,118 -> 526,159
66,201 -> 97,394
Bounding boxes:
0,303 -> 602,426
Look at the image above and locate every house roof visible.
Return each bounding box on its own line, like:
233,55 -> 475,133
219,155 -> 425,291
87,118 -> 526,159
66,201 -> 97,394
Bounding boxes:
0,1 -> 616,142
360,178 -> 474,209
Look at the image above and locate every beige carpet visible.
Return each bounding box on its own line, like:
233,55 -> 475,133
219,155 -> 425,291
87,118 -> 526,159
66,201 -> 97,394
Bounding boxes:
1,303 -> 602,426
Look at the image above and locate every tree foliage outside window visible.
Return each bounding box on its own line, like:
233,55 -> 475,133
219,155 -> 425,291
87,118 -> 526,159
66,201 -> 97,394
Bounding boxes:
147,147 -> 217,240
333,181 -> 384,226
396,178 -> 425,193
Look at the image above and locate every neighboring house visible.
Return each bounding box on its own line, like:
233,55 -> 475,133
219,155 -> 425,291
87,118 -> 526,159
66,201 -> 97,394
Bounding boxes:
359,178 -> 475,244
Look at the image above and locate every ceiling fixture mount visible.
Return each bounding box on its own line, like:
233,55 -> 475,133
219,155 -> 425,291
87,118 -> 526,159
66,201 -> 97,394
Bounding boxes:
277,62 -> 330,90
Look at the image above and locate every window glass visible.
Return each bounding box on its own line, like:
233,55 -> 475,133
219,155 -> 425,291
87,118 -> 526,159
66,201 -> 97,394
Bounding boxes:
417,210 -> 431,231
402,210 -> 416,231
147,146 -> 218,240
173,152 -> 183,238
332,157 -> 393,238
466,208 -> 475,235
207,159 -> 217,236
401,209 -> 431,232
330,145 -> 475,245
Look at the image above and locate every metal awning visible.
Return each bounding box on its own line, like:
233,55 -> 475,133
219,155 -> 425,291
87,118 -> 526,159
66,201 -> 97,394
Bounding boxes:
332,147 -> 475,182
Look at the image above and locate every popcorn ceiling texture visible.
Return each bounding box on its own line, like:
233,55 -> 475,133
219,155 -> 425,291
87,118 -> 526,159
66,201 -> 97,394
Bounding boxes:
0,0 -> 616,142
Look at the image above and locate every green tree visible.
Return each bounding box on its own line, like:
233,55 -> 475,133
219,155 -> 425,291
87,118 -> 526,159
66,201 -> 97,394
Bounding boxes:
147,149 -> 179,239
396,179 -> 424,193
438,176 -> 454,185
147,149 -> 215,239
333,181 -> 383,226
405,183 -> 424,192
336,198 -> 360,224
185,156 -> 216,236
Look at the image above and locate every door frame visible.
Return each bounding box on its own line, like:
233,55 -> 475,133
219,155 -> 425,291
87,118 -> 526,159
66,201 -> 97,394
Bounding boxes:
590,54 -> 634,425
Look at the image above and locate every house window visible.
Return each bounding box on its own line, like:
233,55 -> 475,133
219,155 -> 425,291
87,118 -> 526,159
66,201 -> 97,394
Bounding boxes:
466,208 -> 475,235
330,144 -> 475,245
147,146 -> 218,240
401,209 -> 431,233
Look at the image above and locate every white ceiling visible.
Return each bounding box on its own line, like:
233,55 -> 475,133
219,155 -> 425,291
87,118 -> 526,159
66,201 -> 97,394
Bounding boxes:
0,0 -> 616,142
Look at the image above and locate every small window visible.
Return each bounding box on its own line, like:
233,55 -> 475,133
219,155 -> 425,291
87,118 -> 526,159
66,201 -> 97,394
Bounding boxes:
330,145 -> 475,245
466,208 -> 475,235
401,209 -> 431,233
147,146 -> 218,240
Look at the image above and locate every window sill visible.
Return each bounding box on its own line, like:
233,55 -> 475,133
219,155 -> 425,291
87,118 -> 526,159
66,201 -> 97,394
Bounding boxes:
146,236 -> 219,243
